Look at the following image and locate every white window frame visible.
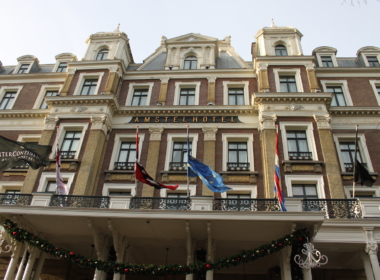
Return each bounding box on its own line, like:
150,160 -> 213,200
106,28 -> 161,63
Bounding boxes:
14,63 -> 32,74
221,185 -> 257,199
0,182 -> 23,193
33,84 -> 63,109
52,60 -> 70,73
285,175 -> 325,198
160,184 -> 197,197
103,183 -> 136,197
0,86 -> 23,110
174,82 -> 201,105
51,123 -> 89,160
222,133 -> 254,172
180,53 -> 199,70
223,81 -> 250,105
333,133 -> 374,173
73,72 -> 105,96
361,53 -> 380,67
165,133 -> 198,171
320,80 -> 353,106
108,133 -> 145,170
280,122 -> 318,161
344,186 -> 380,198
369,80 -> 380,106
125,82 -> 154,106
37,172 -> 75,192
315,53 -> 338,67
273,68 -> 304,92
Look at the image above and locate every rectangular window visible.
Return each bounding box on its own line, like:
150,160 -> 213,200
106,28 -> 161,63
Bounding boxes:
80,79 -> 98,95
321,56 -> 334,67
109,191 -> 131,196
56,62 -> 67,72
131,89 -> 148,106
46,181 -> 67,192
367,56 -> 380,67
339,142 -> 364,172
179,89 -> 195,105
292,184 -> 318,198
40,90 -> 59,109
18,64 -> 30,74
228,142 -> 249,171
114,142 -> 136,170
228,88 -> 244,105
327,86 -> 346,106
280,76 -> 297,92
0,92 -> 16,110
287,131 -> 311,160
60,131 -> 82,159
170,142 -> 190,170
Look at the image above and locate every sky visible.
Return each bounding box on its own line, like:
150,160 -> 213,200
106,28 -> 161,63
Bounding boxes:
1,0 -> 380,66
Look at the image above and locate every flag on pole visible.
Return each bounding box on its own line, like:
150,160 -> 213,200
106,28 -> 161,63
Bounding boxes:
0,135 -> 52,171
274,126 -> 287,211
355,160 -> 375,187
55,127 -> 68,195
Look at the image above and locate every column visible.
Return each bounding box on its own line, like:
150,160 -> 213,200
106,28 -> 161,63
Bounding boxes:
4,242 -> 24,280
314,115 -> 345,198
207,77 -> 216,104
362,251 -> 375,280
306,68 -> 320,92
142,128 -> 164,197
108,220 -> 128,280
202,127 -> 218,196
259,114 -> 277,198
158,77 -> 169,105
15,248 -> 28,280
74,116 -> 110,195
257,63 -> 270,92
21,248 -> 39,280
21,116 -> 58,193
104,71 -> 120,95
186,221 -> 194,280
364,227 -> 380,280
32,252 -> 46,280
60,68 -> 75,96
280,246 -> 292,280
303,268 -> 312,280
206,221 -> 214,280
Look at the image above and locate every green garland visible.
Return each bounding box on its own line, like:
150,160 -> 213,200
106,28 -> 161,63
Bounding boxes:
3,219 -> 308,277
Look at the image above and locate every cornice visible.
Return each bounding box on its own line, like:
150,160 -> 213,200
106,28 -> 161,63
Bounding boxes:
69,60 -> 126,74
329,107 -> 380,115
0,110 -> 49,119
316,67 -> 380,74
0,72 -> 67,82
45,95 -> 120,111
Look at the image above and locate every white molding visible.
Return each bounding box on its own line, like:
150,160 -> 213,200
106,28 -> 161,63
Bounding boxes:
221,185 -> 257,198
73,72 -> 105,96
279,122 -> 318,161
222,81 -> 249,105
37,172 -> 75,192
333,133 -> 374,172
284,175 -> 325,198
33,84 -> 63,109
14,62 -> 32,74
320,80 -> 353,106
108,133 -> 145,170
360,53 -> 380,67
165,133 -> 198,171
273,68 -> 304,92
174,82 -> 201,105
125,82 -> 154,106
0,181 -> 23,193
222,133 -> 254,171
315,53 -> 338,67
0,85 -> 23,110
344,186 -> 380,198
102,183 -> 136,197
52,60 -> 71,73
17,134 -> 41,142
160,184 -> 196,197
369,80 -> 380,106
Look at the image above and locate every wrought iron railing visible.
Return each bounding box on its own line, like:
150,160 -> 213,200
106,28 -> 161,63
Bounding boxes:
114,162 -> 134,170
49,195 -> 110,208
302,199 -> 362,219
288,152 -> 312,160
169,162 -> 188,171
130,197 -> 191,210
344,162 -> 367,172
60,151 -> 76,159
213,198 -> 281,211
227,162 -> 250,171
0,194 -> 33,206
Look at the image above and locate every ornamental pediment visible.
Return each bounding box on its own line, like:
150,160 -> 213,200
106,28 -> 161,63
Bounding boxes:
167,33 -> 218,44
312,46 -> 337,54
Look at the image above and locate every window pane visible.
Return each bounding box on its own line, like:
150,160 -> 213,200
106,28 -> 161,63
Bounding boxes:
287,140 -> 297,152
298,140 -> 309,152
229,151 -> 237,162
305,186 -> 317,196
292,186 -> 304,196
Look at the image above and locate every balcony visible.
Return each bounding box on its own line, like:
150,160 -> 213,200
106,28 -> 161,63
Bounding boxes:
288,152 -> 312,160
169,162 -> 188,171
302,199 -> 362,219
227,162 -> 250,171
0,193 -> 32,206
114,161 -> 134,170
344,162 -> 367,172
60,151 -> 76,159
129,197 -> 191,210
213,198 -> 281,211
49,195 -> 110,208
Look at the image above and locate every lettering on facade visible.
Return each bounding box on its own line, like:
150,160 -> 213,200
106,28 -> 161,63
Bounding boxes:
129,116 -> 241,123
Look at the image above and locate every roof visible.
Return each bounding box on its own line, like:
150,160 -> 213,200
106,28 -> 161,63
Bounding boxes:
216,52 -> 244,69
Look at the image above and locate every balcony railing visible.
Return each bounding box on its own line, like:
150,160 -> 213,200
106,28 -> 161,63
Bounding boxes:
302,199 -> 362,219
49,195 -> 110,208
169,162 -> 188,171
114,162 -> 135,170
130,197 -> 191,210
60,151 -> 76,159
227,162 -> 250,171
288,152 -> 312,160
0,194 -> 33,206
344,162 -> 367,172
213,198 -> 281,211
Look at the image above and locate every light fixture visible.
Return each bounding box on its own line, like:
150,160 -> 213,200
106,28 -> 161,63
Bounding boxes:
168,65 -> 173,70
205,65 -> 210,69
294,239 -> 328,269
207,102 -> 214,105
157,102 -> 162,106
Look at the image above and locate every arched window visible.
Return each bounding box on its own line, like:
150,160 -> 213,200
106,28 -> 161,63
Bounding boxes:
184,56 -> 197,69
275,45 -> 288,56
96,49 -> 109,60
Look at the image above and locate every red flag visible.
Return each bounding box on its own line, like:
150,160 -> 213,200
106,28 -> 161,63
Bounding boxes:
135,162 -> 178,191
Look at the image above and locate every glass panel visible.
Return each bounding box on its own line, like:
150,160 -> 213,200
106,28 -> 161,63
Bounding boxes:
280,83 -> 288,92
187,96 -> 194,105
118,151 -> 128,162
227,194 -> 238,199
70,140 -> 80,151
229,151 -> 237,162
292,186 -> 304,196
298,140 -> 309,152
335,94 -> 346,106
287,140 -> 297,152
288,82 -> 297,92
238,151 -> 248,162
236,95 -> 244,105
305,186 -> 317,196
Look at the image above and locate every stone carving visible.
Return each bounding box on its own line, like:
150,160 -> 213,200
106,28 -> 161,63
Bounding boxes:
187,36 -> 197,41
202,127 -> 218,141
284,103 -> 303,111
91,115 -> 110,134
149,127 -> 164,141
221,35 -> 231,44
44,116 -> 59,130
365,242 -> 378,255
70,106 -> 88,113
161,36 -> 167,45
314,114 -> 331,129
258,113 -> 277,131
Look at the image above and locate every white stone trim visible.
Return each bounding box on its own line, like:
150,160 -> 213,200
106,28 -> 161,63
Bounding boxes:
320,80 -> 353,106
273,68 -> 304,92
160,184 -> 196,197
222,81 -> 250,105
221,185 -> 257,199
0,85 -> 23,110
344,186 -> 380,198
222,133 -> 254,171
37,172 -> 75,192
0,181 -> 23,193
17,134 -> 41,143
102,183 -> 136,197
164,133 -> 198,171
279,122 -> 318,161
108,133 -> 145,170
333,133 -> 374,172
14,63 -> 32,74
369,80 -> 380,106
125,82 -> 154,106
52,60 -> 71,73
174,82 -> 201,105
73,72 -> 105,96
284,175 -> 325,198
315,53 -> 338,67
33,84 -> 63,109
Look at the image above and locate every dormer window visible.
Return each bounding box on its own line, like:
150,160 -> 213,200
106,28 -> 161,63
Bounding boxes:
17,64 -> 30,74
321,56 -> 334,67
56,62 -> 67,72
275,45 -> 288,56
96,49 -> 109,61
184,56 -> 197,69
367,56 -> 380,67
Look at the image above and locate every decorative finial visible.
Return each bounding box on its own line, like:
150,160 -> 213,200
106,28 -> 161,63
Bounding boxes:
114,23 -> 120,32
271,19 -> 277,27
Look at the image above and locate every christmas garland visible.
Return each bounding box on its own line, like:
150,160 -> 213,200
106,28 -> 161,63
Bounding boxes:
3,219 -> 308,276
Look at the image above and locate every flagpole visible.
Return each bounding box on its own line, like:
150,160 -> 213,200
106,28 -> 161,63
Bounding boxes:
55,126 -> 59,195
186,125 -> 190,198
135,126 -> 139,196
275,125 -> 278,200
353,125 -> 359,199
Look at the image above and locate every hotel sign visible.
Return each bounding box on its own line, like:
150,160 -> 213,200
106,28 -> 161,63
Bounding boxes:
129,116 -> 241,123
